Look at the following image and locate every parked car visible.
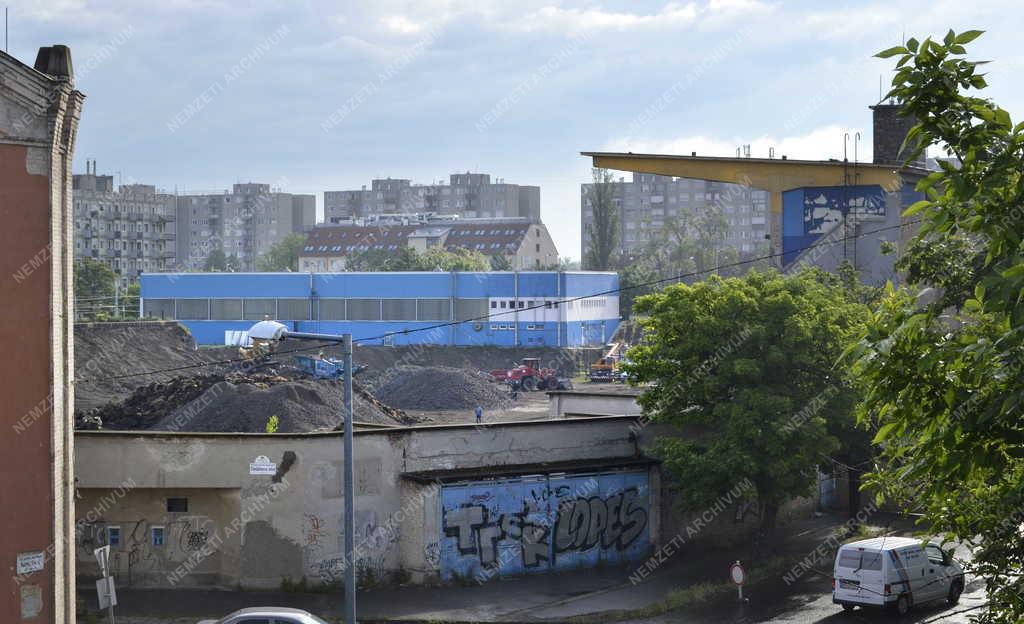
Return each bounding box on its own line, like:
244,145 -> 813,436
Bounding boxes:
832,537 -> 965,616
198,607 -> 329,624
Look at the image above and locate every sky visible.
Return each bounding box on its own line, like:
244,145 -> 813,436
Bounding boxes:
9,0 -> 1024,259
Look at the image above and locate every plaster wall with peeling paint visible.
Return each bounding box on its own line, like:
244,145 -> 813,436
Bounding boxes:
73,417 -> 654,588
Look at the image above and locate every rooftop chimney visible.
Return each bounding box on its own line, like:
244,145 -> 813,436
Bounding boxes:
33,45 -> 74,80
870,103 -> 925,167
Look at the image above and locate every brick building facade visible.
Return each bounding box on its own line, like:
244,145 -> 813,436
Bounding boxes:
0,45 -> 83,623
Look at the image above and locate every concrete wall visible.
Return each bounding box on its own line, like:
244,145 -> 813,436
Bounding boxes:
549,391 -> 642,418
74,417 -> 651,589
1,46 -> 83,623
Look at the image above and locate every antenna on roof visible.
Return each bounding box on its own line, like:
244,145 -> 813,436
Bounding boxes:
5,7 -> 8,53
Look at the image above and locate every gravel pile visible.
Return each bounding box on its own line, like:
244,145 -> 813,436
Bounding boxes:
76,369 -> 420,432
374,365 -> 511,411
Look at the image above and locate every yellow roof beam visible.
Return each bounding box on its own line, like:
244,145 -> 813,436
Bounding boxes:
581,152 -> 909,203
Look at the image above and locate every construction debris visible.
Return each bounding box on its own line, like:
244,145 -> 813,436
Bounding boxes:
74,322 -> 601,432
373,365 -> 511,411
76,369 -> 419,432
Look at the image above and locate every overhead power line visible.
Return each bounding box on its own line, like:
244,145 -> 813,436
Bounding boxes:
74,219 -> 919,385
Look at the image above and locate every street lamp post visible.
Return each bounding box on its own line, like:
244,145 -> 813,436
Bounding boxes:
247,320 -> 357,624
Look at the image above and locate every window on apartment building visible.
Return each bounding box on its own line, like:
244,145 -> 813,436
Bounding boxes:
166,498 -> 188,513
151,526 -> 165,547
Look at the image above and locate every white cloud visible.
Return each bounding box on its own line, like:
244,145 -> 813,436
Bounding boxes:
513,3 -> 698,35
604,125 -> 873,162
379,14 -> 426,35
801,6 -> 902,41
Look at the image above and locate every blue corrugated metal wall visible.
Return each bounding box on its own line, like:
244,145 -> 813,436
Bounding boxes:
439,470 -> 650,581
141,271 -> 619,347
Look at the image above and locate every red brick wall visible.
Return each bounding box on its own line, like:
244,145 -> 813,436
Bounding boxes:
0,142 -> 56,621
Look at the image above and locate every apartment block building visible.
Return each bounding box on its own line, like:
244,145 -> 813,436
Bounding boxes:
325,172 -> 541,223
72,163 -> 177,286
581,173 -> 770,261
174,183 -> 316,271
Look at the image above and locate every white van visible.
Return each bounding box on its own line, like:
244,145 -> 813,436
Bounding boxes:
832,537 -> 964,615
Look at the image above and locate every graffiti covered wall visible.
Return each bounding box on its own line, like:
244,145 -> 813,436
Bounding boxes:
439,470 -> 650,581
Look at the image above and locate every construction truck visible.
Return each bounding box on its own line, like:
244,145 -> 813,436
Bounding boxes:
588,342 -> 625,383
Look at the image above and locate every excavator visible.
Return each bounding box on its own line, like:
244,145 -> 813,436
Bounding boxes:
588,342 -> 625,383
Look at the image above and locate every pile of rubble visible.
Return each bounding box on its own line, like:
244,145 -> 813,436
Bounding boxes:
373,365 -> 511,411
73,323 -> 592,432
76,368 -> 419,433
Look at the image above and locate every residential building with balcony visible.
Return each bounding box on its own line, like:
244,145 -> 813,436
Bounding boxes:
72,162 -> 177,286
324,172 -> 541,223
174,182 -> 316,271
580,173 -> 770,263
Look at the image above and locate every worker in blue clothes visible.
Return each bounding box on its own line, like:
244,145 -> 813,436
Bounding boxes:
474,405 -> 483,424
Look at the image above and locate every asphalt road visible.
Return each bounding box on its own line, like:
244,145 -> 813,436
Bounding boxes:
752,574 -> 988,623
625,542 -> 987,624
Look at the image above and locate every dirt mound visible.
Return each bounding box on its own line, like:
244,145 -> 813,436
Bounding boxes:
76,368 -> 419,433
72,323 -> 600,431
74,322 -> 234,412
374,365 -> 511,411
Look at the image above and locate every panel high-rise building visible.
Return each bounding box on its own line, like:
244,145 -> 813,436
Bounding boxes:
581,173 -> 770,262
174,183 -> 316,271
72,164 -> 177,287
325,172 -> 540,223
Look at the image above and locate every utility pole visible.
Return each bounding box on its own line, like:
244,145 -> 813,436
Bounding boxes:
245,321 -> 358,623
342,333 -> 356,624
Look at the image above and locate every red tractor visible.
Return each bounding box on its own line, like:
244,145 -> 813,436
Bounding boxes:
485,357 -> 565,391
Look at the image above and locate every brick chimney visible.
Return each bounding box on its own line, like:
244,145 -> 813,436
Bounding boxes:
870,103 -> 924,167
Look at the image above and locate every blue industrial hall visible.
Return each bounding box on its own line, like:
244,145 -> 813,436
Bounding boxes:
139,271 -> 620,347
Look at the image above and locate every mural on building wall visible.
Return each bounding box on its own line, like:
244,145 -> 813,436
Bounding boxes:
439,471 -> 650,581
782,184 -> 887,266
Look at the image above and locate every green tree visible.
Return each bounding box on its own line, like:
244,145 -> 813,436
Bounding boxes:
617,261 -> 659,319
75,258 -> 116,318
412,246 -> 490,271
225,253 -> 242,272
626,269 -> 869,539
850,30 -> 1024,622
584,168 -> 619,270
257,233 -> 306,272
203,249 -> 228,271
489,252 -> 514,271
346,246 -> 419,271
